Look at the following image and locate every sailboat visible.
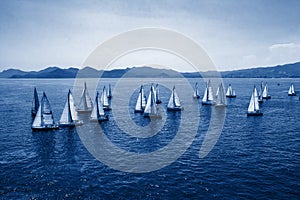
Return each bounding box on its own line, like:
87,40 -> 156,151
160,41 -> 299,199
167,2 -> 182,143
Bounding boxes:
90,91 -> 109,122
59,90 -> 83,127
107,84 -> 113,99
262,82 -> 271,99
202,80 -> 215,105
247,86 -> 263,116
167,86 -> 183,111
134,85 -> 147,113
258,81 -> 264,103
193,82 -> 200,98
288,84 -> 296,96
144,86 -> 161,118
32,92 -> 59,130
155,84 -> 162,104
225,84 -> 236,98
215,83 -> 227,107
31,87 -> 40,116
77,82 -> 93,113
101,86 -> 111,110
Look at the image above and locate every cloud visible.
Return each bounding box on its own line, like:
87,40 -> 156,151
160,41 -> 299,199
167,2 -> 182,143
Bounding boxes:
269,43 -> 300,51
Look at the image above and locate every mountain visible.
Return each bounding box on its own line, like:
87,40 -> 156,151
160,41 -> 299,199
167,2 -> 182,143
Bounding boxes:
0,62 -> 300,78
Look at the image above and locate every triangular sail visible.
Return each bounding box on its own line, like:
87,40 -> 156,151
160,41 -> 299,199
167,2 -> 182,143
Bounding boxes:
262,83 -> 268,98
31,87 -> 39,115
155,84 -> 160,102
78,82 -> 93,111
101,86 -> 109,107
288,84 -> 295,95
253,87 -> 260,110
144,86 -> 158,116
167,90 -> 174,109
226,84 -> 232,96
41,92 -> 55,125
108,84 -> 112,98
193,82 -> 199,98
202,84 -> 208,102
135,85 -> 146,112
69,91 -> 78,121
173,87 -> 181,107
32,104 -> 42,127
248,86 -> 260,112
59,91 -> 73,124
207,80 -> 214,101
216,83 -> 226,105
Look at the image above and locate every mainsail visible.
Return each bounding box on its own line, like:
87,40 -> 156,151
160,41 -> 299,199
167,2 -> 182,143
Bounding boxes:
90,91 -> 108,122
101,86 -> 111,110
215,83 -> 226,106
288,84 -> 296,96
167,86 -> 182,111
32,92 -> 58,129
226,84 -> 236,98
108,84 -> 112,98
193,82 -> 200,98
77,82 -> 93,112
247,86 -> 262,116
202,80 -> 215,105
155,84 -> 162,104
59,90 -> 81,126
31,87 -> 39,116
144,86 -> 160,118
135,85 -> 147,113
262,82 -> 271,99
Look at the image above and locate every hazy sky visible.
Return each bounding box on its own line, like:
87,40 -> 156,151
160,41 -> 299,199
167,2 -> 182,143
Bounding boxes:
0,0 -> 300,72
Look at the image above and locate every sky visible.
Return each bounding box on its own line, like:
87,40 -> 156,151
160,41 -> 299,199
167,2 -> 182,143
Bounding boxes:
0,0 -> 300,72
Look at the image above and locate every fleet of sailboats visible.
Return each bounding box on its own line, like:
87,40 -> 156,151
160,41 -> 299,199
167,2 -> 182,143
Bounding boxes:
167,86 -> 183,111
30,81 -> 299,129
215,83 -> 226,107
225,84 -> 236,98
134,85 -> 147,113
247,86 -> 263,116
90,91 -> 109,122
288,84 -> 296,96
59,90 -> 83,127
193,82 -> 200,98
31,87 -> 39,116
202,80 -> 215,105
77,82 -> 93,113
32,92 -> 59,130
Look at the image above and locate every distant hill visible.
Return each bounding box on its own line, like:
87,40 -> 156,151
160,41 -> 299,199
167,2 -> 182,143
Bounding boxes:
0,62 -> 300,78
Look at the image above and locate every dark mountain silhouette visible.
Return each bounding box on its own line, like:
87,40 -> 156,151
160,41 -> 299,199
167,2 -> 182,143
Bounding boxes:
0,62 -> 299,78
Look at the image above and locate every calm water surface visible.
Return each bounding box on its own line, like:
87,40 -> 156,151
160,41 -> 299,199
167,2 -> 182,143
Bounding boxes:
0,78 -> 299,199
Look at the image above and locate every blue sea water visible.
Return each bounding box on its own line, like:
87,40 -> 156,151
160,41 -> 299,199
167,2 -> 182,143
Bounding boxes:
0,78 -> 299,199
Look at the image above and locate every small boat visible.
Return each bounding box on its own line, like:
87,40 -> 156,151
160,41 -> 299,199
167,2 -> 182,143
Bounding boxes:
247,86 -> 263,116
32,92 -> 59,130
258,81 -> 264,103
107,84 -> 113,99
155,84 -> 162,104
59,90 -> 83,127
101,86 -> 111,110
225,84 -> 236,98
262,82 -> 271,99
31,87 -> 39,116
77,82 -> 93,113
193,82 -> 200,98
288,84 -> 296,96
134,85 -> 147,113
144,86 -> 161,118
215,83 -> 227,107
90,91 -> 109,122
167,86 -> 183,111
202,80 -> 215,105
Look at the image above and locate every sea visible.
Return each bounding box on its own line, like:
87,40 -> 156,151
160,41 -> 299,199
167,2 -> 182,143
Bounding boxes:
0,78 -> 299,199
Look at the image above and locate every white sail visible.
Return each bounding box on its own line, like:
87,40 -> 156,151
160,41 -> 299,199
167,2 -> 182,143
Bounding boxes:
78,82 -> 93,111
232,90 -> 236,96
202,84 -> 208,102
226,85 -> 232,96
216,83 -> 226,106
262,83 -> 268,98
144,86 -> 159,116
208,80 -> 214,101
156,84 -> 160,102
69,92 -> 78,121
168,86 -> 181,109
253,87 -> 260,110
193,82 -> 200,98
135,85 -> 145,112
60,96 -> 72,124
248,86 -> 260,112
101,86 -> 109,107
288,84 -> 295,95
32,104 -> 42,127
248,92 -> 255,112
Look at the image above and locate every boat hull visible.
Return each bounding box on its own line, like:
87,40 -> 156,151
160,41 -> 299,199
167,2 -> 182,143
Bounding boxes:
262,96 -> 271,99
77,109 -> 92,114
202,101 -> 215,105
90,116 -> 109,122
32,124 -> 59,131
156,100 -> 162,104
103,107 -> 111,111
247,111 -> 263,116
226,95 -> 236,98
134,109 -> 144,113
167,107 -> 182,111
288,93 -> 297,96
193,95 -> 200,99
